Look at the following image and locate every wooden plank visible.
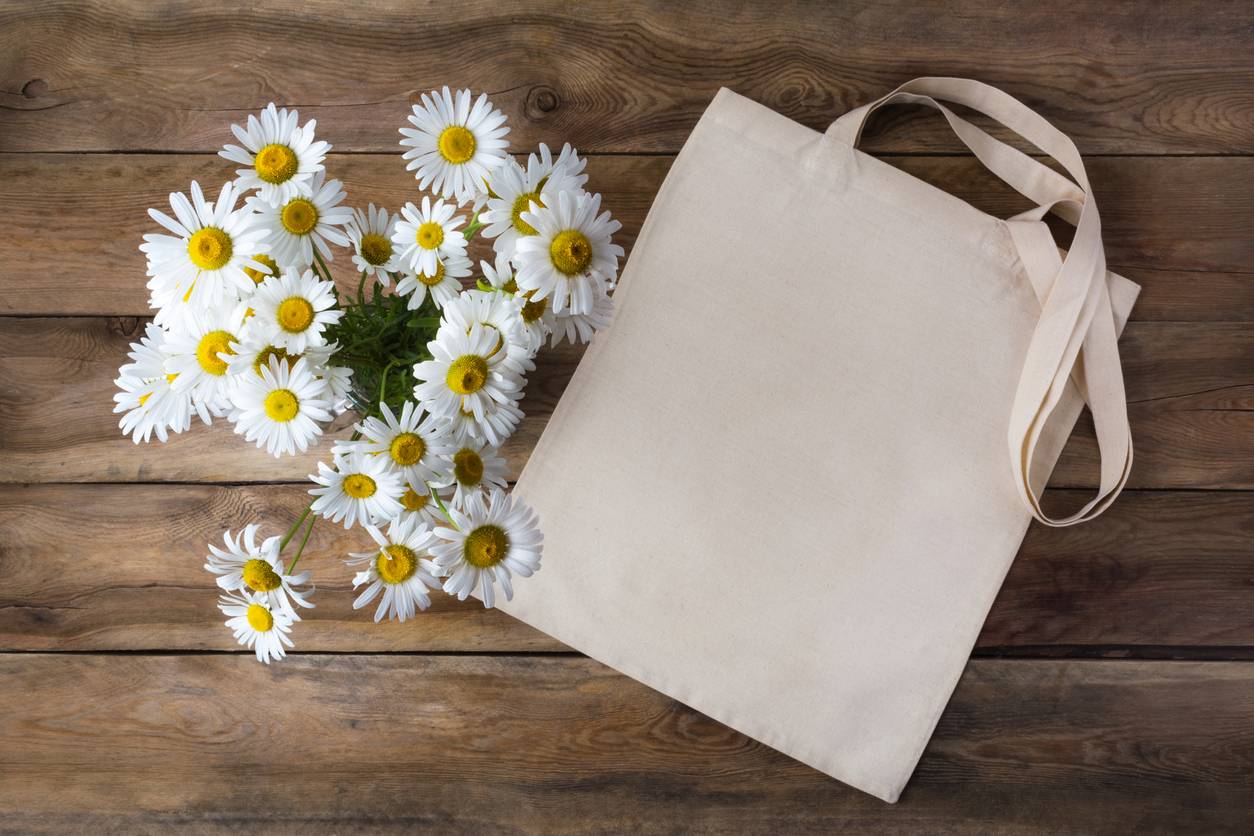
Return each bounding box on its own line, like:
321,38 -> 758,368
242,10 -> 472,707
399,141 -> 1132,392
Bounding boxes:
0,655 -> 1250,831
1,486 -> 1250,654
1,1 -> 1252,154
1,316 -> 1250,488
1,153 -> 1251,318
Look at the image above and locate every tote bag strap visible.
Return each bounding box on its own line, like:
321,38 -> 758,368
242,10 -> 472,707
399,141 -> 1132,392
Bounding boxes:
826,77 -> 1132,526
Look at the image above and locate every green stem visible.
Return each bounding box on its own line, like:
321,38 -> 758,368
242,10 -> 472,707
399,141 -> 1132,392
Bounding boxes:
312,249 -> 335,287
462,209 -> 484,240
356,270 -> 368,308
377,359 -> 399,409
425,483 -> 460,531
280,504 -> 313,551
286,512 -> 317,573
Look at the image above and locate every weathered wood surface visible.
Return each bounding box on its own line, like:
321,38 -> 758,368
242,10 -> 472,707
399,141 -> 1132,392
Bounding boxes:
2,486 -> 1250,654
1,153 -> 1251,317
0,655 -> 1251,832
2,1 -> 1252,155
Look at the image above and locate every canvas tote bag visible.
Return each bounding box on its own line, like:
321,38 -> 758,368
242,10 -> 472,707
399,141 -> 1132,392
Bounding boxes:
498,78 -> 1139,802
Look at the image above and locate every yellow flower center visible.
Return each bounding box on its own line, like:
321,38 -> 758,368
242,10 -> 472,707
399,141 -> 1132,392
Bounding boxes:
510,191 -> 543,236
254,143 -> 299,184
416,221 -> 444,250
342,473 -> 377,499
446,355 -> 488,395
417,260 -> 445,287
252,345 -> 292,376
549,229 -> 593,276
400,488 -> 429,512
195,330 -> 236,376
277,297 -> 315,333
359,233 -> 392,266
138,392 -> 152,406
263,388 -> 299,422
389,432 -> 426,466
452,448 -> 484,486
244,253 -> 281,285
502,278 -> 519,294
281,198 -> 319,235
437,125 -> 477,164
376,544 -> 418,584
246,603 -> 274,632
520,292 -> 548,324
463,524 -> 509,569
187,227 -> 233,271
242,558 -> 282,592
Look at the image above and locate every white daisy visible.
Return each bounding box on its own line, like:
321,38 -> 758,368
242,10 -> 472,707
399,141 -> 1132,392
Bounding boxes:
347,203 -> 400,284
513,190 -> 623,314
164,301 -> 250,412
225,334 -> 299,378
432,489 -> 542,609
481,143 -> 588,258
113,323 -> 200,443
396,481 -> 446,528
346,516 -> 441,622
309,452 -> 405,529
438,438 -> 508,509
248,268 -> 342,353
334,401 -> 449,488
394,252 -> 471,310
548,272 -> 614,347
399,87 -> 510,203
141,180 -> 269,309
392,196 -> 467,277
483,255 -> 550,355
412,322 -> 524,427
220,103 -> 330,207
438,286 -> 534,374
204,524 -> 315,619
230,357 -> 332,457
440,399 -> 525,448
243,252 -> 283,287
219,592 -> 295,664
316,363 -> 355,410
251,170 -> 353,267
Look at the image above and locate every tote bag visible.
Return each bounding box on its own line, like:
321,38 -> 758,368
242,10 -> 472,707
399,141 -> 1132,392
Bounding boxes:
498,78 -> 1139,802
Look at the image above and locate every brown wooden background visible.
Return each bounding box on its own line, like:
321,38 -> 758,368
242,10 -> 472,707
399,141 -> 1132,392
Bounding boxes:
2,1 -> 1253,831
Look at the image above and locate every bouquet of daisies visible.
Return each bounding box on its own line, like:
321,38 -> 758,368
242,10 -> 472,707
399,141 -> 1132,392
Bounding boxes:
114,88 -> 622,663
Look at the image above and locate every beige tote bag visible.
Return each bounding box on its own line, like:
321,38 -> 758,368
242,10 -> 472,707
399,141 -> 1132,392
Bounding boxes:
501,78 -> 1139,802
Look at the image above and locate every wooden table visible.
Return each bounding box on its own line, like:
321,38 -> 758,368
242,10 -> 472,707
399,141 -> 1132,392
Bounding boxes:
2,1 -> 1252,831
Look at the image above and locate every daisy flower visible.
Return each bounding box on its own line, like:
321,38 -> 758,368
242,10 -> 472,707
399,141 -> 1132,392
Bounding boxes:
309,452 -> 405,529
392,196 -> 467,278
346,516 -> 441,622
164,302 -> 251,412
347,203 -> 400,283
432,489 -> 542,609
204,524 -> 314,619
225,334 -> 299,378
141,180 -> 270,309
513,190 -> 623,314
481,142 -> 588,258
316,363 -> 355,410
438,286 -> 534,374
251,170 -> 352,267
230,357 -> 332,457
437,438 -> 508,509
248,268 -> 342,353
440,399 -> 525,448
396,481 -> 445,527
334,401 -> 449,489
412,322 -> 524,426
220,103 -> 330,207
399,87 -> 510,203
243,252 -> 283,286
112,323 -> 199,443
483,256 -> 550,354
548,272 -> 614,347
395,252 -> 471,310
219,592 -> 295,664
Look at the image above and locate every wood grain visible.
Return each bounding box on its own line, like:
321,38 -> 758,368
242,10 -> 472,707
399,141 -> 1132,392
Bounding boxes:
2,1 -> 1252,154
2,486 -> 1250,654
2,316 -> 1250,488
1,153 -> 1252,317
0,655 -> 1251,832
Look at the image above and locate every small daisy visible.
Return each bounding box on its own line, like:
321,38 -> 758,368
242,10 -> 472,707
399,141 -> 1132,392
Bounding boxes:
399,87 -> 510,203
432,489 -> 543,609
395,252 -> 471,310
412,322 -> 524,425
441,399 -> 525,448
316,363 -> 355,410
309,452 -> 405,529
513,190 -> 623,314
346,516 -> 441,622
204,524 -> 314,619
396,481 -> 445,527
437,438 -> 508,509
243,252 -> 284,286
220,103 -> 330,207
219,592 -> 295,664
481,143 -> 588,258
230,357 -> 332,457
164,302 -> 251,412
248,268 -> 342,353
549,272 -> 614,347
392,196 -> 467,277
438,285 -> 535,373
113,323 -> 199,443
483,256 -> 550,355
347,203 -> 400,284
225,334 -> 300,378
251,170 -> 353,267
141,180 -> 270,309
334,401 -> 449,488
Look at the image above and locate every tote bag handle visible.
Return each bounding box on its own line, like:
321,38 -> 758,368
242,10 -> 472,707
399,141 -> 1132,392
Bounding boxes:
826,78 -> 1132,527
